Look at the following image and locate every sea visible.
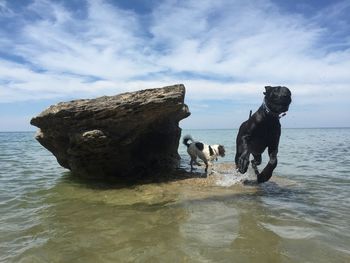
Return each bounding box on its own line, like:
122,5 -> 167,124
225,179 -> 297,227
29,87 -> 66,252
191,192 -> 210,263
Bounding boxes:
0,129 -> 349,263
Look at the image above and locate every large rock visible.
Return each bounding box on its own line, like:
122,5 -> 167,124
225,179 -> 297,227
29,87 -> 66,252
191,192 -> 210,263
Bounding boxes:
30,84 -> 190,179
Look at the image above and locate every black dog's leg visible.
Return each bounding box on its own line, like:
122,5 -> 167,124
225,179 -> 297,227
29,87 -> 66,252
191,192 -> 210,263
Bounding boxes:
236,117 -> 260,174
235,139 -> 247,169
257,149 -> 277,183
234,147 -> 241,167
252,154 -> 262,165
251,154 -> 262,176
238,151 -> 250,174
237,134 -> 251,174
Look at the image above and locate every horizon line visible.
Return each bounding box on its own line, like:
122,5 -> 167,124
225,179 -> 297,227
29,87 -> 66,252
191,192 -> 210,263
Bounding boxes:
1,127 -> 350,133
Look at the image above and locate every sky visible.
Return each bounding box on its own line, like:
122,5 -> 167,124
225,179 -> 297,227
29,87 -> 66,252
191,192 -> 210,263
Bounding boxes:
0,0 -> 349,131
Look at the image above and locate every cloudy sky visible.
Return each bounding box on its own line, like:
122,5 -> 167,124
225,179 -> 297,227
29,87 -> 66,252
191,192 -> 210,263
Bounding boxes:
0,0 -> 349,131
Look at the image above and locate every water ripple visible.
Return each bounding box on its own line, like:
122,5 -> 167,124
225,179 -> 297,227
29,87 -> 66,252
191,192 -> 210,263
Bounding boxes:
0,130 -> 350,262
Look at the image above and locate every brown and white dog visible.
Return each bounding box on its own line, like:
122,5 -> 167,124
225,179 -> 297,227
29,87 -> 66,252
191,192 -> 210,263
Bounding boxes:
183,135 -> 225,173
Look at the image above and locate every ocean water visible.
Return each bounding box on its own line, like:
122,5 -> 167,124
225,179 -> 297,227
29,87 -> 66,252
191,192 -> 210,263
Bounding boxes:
0,129 -> 349,262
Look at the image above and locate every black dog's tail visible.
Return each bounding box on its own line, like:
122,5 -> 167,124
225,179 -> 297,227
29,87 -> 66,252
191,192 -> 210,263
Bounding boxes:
249,110 -> 252,118
183,135 -> 194,148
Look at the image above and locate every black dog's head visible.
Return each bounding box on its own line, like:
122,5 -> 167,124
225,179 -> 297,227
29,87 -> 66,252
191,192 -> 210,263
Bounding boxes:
264,86 -> 292,114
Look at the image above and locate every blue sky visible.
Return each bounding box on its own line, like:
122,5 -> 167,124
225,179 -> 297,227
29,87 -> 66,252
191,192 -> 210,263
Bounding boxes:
0,0 -> 349,131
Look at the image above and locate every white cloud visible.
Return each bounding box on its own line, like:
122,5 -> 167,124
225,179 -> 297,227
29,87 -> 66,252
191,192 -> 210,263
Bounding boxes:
15,0 -> 158,80
0,0 -> 349,115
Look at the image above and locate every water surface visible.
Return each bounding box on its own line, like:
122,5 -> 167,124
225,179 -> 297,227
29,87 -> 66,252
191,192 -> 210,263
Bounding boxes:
0,129 -> 349,262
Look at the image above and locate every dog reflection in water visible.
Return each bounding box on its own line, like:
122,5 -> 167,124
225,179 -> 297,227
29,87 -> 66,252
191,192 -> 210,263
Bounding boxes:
235,86 -> 292,183
183,135 -> 225,173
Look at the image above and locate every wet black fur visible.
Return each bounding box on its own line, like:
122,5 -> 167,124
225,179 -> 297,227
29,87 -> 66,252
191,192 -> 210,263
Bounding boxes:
195,142 -> 204,151
235,86 -> 292,183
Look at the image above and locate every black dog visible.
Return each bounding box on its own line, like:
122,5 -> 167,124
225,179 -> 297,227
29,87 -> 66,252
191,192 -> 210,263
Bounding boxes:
235,86 -> 292,183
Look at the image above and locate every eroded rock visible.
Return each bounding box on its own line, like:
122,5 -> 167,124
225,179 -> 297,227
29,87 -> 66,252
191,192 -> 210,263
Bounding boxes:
30,84 -> 190,179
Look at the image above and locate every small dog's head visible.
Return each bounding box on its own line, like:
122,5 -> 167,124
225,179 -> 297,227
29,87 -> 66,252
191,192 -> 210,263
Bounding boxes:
264,86 -> 292,114
218,145 -> 225,157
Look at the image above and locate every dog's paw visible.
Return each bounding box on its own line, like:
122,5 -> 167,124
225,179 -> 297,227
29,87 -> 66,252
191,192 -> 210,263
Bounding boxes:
257,172 -> 271,183
251,161 -> 260,175
238,154 -> 249,174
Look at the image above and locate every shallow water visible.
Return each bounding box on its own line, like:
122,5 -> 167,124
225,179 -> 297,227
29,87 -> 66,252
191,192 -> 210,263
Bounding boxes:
0,129 -> 349,262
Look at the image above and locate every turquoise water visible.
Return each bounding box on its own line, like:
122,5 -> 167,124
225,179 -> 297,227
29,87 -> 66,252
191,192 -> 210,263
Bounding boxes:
0,129 -> 349,262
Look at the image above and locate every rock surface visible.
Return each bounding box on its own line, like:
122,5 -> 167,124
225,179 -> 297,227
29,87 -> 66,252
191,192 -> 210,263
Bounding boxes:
30,84 -> 190,179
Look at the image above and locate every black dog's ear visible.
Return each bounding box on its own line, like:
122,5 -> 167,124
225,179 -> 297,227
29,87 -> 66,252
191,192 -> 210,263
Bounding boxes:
264,86 -> 273,95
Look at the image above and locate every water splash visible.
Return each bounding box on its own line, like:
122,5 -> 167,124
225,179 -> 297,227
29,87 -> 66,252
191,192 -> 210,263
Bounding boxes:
213,166 -> 253,187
